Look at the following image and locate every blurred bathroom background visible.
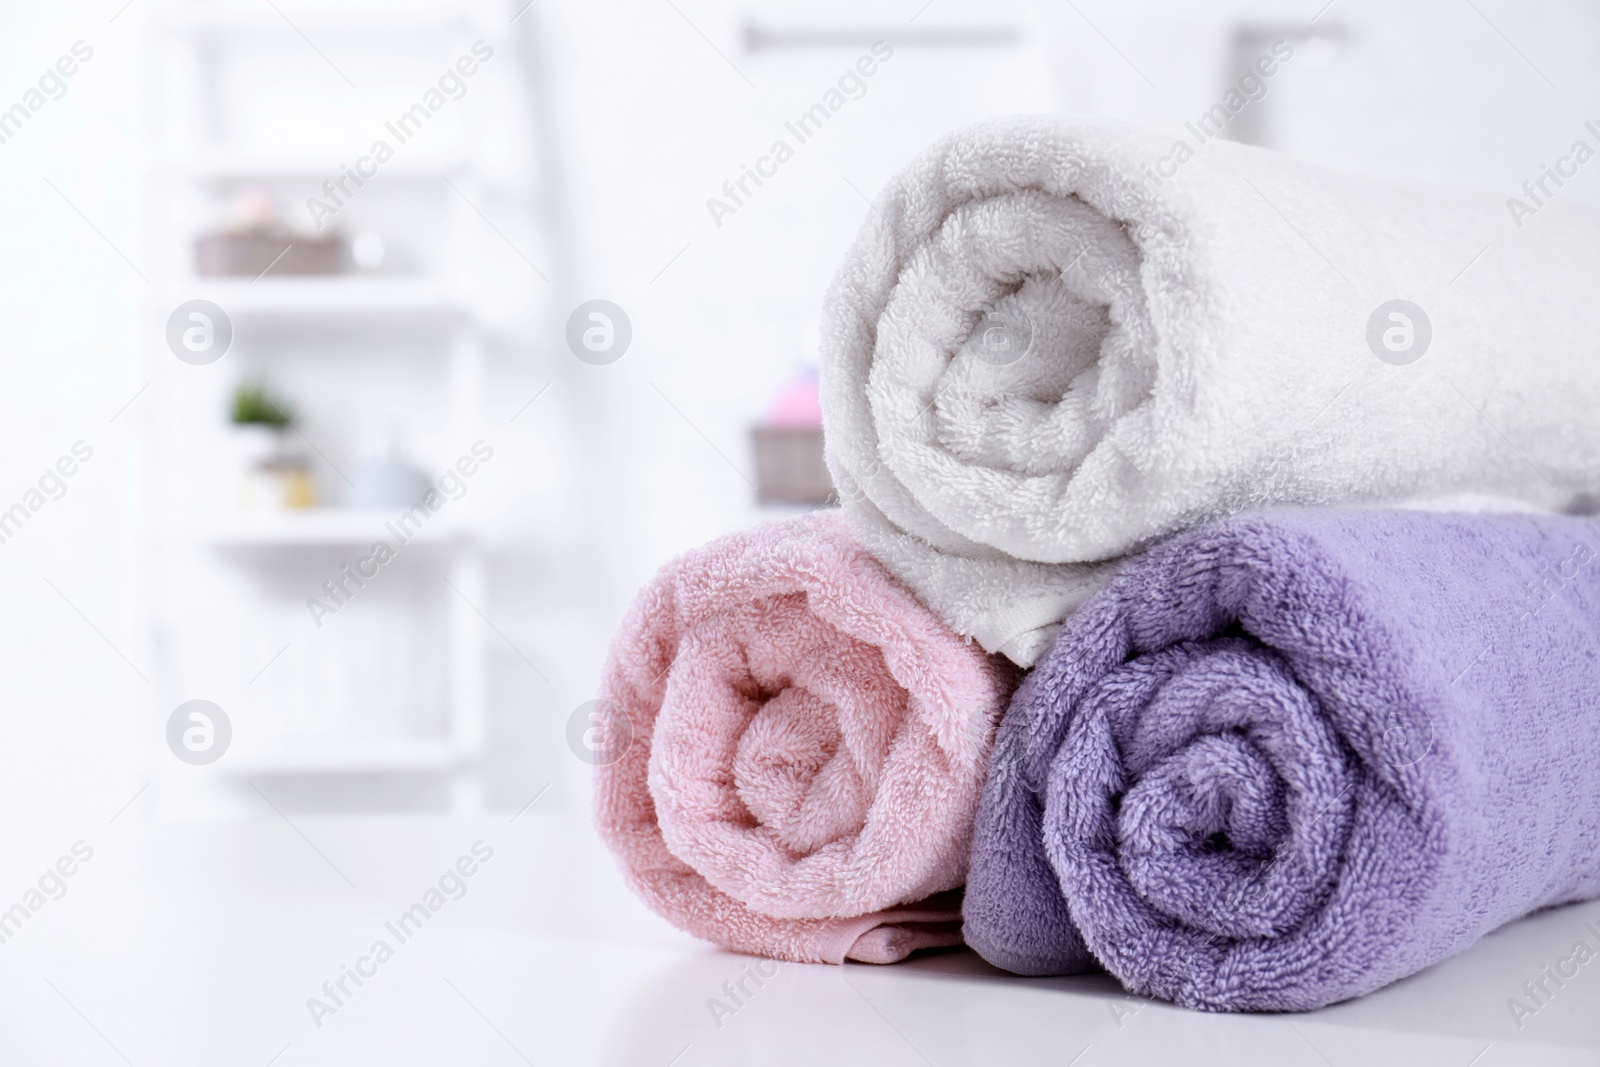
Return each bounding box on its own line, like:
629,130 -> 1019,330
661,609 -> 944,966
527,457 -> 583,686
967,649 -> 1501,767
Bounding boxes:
3,0 -> 1598,831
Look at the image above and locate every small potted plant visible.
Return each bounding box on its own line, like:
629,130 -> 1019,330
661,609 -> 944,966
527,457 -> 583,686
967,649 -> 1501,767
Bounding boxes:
229,380 -> 315,511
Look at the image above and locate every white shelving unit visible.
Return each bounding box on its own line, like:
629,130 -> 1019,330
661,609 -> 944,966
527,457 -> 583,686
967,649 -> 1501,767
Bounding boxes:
140,0 -> 539,813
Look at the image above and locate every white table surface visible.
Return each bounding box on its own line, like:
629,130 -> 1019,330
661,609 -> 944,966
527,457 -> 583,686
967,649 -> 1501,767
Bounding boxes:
1,811 -> 1596,1066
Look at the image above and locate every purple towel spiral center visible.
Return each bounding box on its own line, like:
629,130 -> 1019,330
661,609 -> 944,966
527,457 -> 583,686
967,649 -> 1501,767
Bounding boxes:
1050,641 -> 1353,944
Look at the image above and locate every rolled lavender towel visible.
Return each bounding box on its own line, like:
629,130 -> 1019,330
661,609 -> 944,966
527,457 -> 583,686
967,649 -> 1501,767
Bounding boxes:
821,114 -> 1600,667
596,513 -> 1013,964
963,508 -> 1600,1010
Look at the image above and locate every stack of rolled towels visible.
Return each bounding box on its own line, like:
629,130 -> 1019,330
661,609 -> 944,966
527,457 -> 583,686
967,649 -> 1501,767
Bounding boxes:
593,115 -> 1600,1011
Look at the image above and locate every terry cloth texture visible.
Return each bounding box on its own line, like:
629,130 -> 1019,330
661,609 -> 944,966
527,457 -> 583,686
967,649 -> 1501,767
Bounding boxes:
820,115 -> 1600,666
962,507 -> 1600,1010
596,512 -> 1013,964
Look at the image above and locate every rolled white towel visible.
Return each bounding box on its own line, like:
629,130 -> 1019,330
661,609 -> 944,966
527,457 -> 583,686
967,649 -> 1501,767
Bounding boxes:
821,115 -> 1600,666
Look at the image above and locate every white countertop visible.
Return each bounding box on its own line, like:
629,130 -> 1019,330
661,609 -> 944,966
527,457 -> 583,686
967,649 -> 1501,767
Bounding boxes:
1,812 -> 1595,1066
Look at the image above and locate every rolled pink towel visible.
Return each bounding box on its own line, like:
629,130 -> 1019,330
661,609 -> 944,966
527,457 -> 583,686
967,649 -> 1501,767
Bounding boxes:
595,512 -> 1013,963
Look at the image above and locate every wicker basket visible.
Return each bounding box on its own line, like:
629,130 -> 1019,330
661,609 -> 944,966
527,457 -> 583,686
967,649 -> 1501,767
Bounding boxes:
195,232 -> 343,277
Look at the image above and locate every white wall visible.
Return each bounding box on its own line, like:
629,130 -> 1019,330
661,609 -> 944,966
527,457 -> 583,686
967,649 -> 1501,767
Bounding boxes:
3,0 -> 1599,843
0,3 -> 146,859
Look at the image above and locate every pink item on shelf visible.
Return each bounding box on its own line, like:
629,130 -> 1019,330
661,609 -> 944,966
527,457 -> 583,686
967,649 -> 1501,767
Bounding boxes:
594,512 -> 1013,963
763,366 -> 823,428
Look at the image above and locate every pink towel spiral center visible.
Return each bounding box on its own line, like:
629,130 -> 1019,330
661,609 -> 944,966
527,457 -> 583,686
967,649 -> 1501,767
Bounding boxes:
735,683 -> 871,855
653,586 -> 919,918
